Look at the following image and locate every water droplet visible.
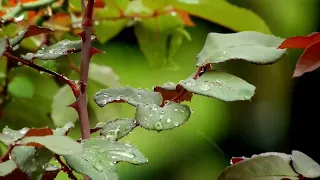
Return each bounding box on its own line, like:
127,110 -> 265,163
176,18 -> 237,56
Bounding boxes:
200,83 -> 210,91
155,122 -> 163,131
166,118 -> 171,123
174,109 -> 178,112
148,114 -> 153,117
39,71 -> 44,74
174,122 -> 179,126
164,100 -> 170,105
109,151 -> 135,158
17,62 -> 22,65
185,79 -> 196,86
163,82 -> 176,87
14,14 -> 24,21
94,163 -> 103,171
159,115 -> 164,119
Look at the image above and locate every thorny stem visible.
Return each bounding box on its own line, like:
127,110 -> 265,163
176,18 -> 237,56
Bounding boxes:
54,154 -> 78,180
79,1 -> 95,180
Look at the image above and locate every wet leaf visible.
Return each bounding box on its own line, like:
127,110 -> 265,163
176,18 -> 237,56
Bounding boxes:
20,39 -> 83,61
196,31 -> 286,67
134,13 -> 184,67
82,139 -> 148,164
51,85 -> 78,127
0,39 -> 7,58
291,41 -> 320,77
0,127 -> 29,145
94,86 -> 162,107
218,155 -> 299,180
20,135 -> 82,155
291,150 -> 320,178
94,20 -> 128,44
135,102 -> 191,131
154,83 -> 193,102
99,118 -> 137,141
64,143 -> 118,180
180,70 -> 255,102
9,25 -> 52,47
278,32 -> 320,49
11,146 -> 52,179
170,0 -> 271,33
0,160 -> 17,177
8,76 -> 35,99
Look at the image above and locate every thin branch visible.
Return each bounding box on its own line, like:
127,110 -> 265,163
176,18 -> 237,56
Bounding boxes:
54,154 -> 78,180
3,52 -> 79,96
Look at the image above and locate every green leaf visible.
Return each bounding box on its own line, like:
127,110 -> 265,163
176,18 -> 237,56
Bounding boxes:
88,63 -> 121,122
95,0 -> 130,18
20,135 -> 83,155
99,118 -> 137,141
51,85 -> 78,127
134,13 -> 184,67
135,102 -> 191,131
196,31 -> 286,67
180,70 -> 255,101
83,139 -> 148,164
64,143 -> 118,180
0,160 -> 17,177
218,155 -> 299,180
94,20 -> 128,44
0,127 -> 29,145
8,76 -> 35,98
170,0 -> 271,34
291,150 -> 320,178
0,38 -> 7,58
11,146 -> 52,180
168,28 -> 191,60
20,39 -> 84,61
89,63 -> 120,88
94,86 -> 162,107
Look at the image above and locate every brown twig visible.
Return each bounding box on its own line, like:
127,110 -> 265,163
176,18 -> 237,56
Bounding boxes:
54,154 -> 78,180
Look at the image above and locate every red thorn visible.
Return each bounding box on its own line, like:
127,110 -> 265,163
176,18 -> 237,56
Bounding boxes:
68,101 -> 79,112
65,79 -> 80,97
79,81 -> 87,95
89,46 -> 104,58
78,31 -> 86,42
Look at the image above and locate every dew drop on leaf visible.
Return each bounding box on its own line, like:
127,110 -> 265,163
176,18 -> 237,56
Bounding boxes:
200,83 -> 210,91
155,122 -> 163,131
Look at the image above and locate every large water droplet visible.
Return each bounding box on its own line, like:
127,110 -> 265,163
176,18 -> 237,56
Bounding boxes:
166,118 -> 171,123
200,83 -> 210,91
155,122 -> 163,131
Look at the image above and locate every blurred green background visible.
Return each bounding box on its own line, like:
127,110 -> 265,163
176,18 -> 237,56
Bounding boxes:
1,0 -> 320,179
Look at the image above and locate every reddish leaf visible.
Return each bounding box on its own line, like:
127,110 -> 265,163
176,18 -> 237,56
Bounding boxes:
175,9 -> 196,27
0,168 -> 28,180
51,12 -> 71,27
230,157 -> 247,165
278,32 -> 320,49
24,25 -> 52,38
154,84 -> 193,103
26,142 -> 45,148
94,0 -> 105,8
293,41 -> 320,77
24,128 -> 53,137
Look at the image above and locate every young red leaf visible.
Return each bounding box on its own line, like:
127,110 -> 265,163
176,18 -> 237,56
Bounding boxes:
154,84 -> 193,103
24,25 -> 52,38
176,9 -> 196,27
278,32 -> 320,49
230,157 -> 247,165
94,0 -> 105,8
293,41 -> 320,77
24,128 -> 53,137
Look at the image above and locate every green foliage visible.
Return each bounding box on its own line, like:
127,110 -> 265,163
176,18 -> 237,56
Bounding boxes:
98,118 -> 137,141
196,31 -> 286,66
8,76 -> 35,98
218,151 -> 320,180
64,139 -> 147,180
0,160 -> 17,176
